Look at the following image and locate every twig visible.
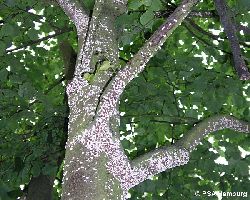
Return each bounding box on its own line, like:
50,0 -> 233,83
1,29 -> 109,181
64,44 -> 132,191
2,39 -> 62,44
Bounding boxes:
186,18 -> 220,40
158,9 -> 250,36
6,28 -> 72,53
186,19 -> 250,48
8,76 -> 65,118
44,76 -> 65,95
183,22 -> 231,55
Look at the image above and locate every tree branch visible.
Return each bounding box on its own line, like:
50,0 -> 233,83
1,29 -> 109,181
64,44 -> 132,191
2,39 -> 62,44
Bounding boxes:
56,0 -> 89,36
214,0 -> 250,80
6,28 -> 72,53
176,115 -> 249,152
126,146 -> 189,189
97,0 -> 199,118
189,10 -> 217,18
120,115 -> 249,190
130,116 -> 198,125
159,9 -> 250,35
8,76 -> 65,118
157,10 -> 217,19
186,18 -> 250,48
188,11 -> 250,36
44,76 -> 65,95
90,2 -> 199,190
183,21 -> 231,55
186,18 -> 220,40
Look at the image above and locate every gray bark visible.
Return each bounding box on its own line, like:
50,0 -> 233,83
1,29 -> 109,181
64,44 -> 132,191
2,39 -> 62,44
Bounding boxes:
55,0 -> 250,199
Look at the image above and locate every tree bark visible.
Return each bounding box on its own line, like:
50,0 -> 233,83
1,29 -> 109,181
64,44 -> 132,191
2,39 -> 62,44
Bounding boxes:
214,0 -> 250,80
55,0 -> 250,199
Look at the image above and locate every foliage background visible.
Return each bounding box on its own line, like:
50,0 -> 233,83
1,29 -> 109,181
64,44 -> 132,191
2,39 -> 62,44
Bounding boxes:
0,0 -> 249,199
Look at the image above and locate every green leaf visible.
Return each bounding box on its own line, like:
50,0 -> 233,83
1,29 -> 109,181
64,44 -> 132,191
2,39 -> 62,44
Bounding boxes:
31,162 -> 41,177
140,10 -> 154,26
5,0 -> 16,7
236,0 -> 250,11
20,164 -> 31,183
0,69 -> 8,81
0,181 -> 12,200
128,0 -> 143,10
99,60 -> 114,71
150,0 -> 163,11
27,29 -> 39,40
0,24 -> 15,37
14,157 -> 24,172
0,41 -> 6,55
142,0 -> 151,6
235,161 -> 249,176
7,189 -> 23,199
42,164 -> 57,176
83,0 -> 95,10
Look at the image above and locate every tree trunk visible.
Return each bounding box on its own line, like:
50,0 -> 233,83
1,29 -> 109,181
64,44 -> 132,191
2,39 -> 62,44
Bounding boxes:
60,0 -> 128,198
62,118 -> 125,199
56,0 -> 250,199
59,1 -> 197,199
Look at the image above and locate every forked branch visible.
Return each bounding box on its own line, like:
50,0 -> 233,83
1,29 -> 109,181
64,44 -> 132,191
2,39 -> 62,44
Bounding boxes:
6,27 -> 72,53
97,0 -> 199,118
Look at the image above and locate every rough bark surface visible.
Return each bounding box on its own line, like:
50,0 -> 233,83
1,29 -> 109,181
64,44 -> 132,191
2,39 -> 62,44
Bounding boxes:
55,0 -> 250,199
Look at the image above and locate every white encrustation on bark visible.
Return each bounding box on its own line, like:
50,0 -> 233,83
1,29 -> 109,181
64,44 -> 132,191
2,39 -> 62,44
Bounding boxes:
56,0 -> 89,36
60,0 -> 198,199
57,0 -> 249,199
